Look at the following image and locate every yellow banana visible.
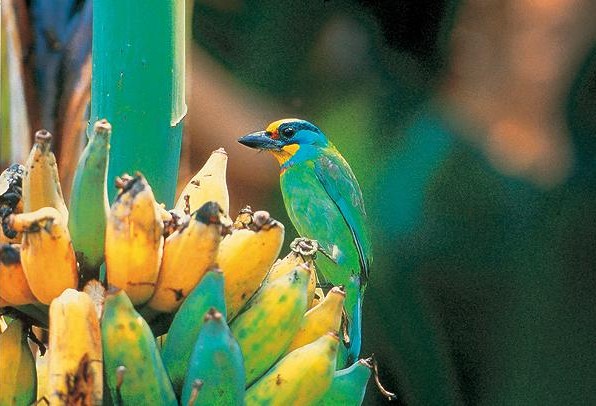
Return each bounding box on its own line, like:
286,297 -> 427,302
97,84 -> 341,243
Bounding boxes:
175,148 -> 229,216
22,130 -> 69,222
7,207 -> 78,305
146,201 -> 224,312
0,318 -> 37,406
230,265 -> 310,385
218,210 -> 284,319
286,286 -> 345,353
0,244 -> 38,305
267,237 -> 318,307
48,288 -> 103,405
36,349 -> 50,403
245,332 -> 339,406
105,174 -> 164,305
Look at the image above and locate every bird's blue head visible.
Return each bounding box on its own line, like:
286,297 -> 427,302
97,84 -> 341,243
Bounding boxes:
238,119 -> 328,167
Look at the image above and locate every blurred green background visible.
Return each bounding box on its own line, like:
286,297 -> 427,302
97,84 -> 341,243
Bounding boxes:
185,0 -> 596,404
3,0 -> 596,404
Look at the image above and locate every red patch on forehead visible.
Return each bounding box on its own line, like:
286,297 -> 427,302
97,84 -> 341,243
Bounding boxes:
270,129 -> 279,140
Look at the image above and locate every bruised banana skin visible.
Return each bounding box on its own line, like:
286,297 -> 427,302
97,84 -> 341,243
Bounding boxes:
68,119 -> 111,281
245,333 -> 339,406
105,174 -> 164,305
0,318 -> 37,406
102,289 -> 177,405
286,286 -> 345,354
162,268 -> 227,395
181,309 -> 245,406
266,237 -> 318,308
8,207 -> 78,305
48,289 -> 103,405
219,211 -> 284,319
175,148 -> 230,216
0,244 -> 38,305
320,358 -> 372,406
230,266 -> 310,385
22,130 -> 69,222
146,201 -> 223,313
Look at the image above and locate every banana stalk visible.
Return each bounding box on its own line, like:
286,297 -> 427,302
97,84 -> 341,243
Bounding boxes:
230,266 -> 310,385
0,244 -> 38,305
146,201 -> 223,313
48,289 -> 103,405
102,289 -> 177,405
219,210 -> 284,319
0,318 -> 37,406
22,130 -> 69,222
162,267 -> 227,395
245,333 -> 339,406
8,207 -> 78,305
69,119 -> 111,282
105,174 -> 164,305
181,308 -> 245,406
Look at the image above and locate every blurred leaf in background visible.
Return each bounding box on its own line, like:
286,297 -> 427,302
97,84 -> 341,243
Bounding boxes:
189,0 -> 596,404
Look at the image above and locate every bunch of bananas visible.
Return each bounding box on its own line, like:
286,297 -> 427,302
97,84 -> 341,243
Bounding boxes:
0,120 -> 388,405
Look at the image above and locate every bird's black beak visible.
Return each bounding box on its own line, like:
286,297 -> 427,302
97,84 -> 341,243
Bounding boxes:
238,131 -> 282,151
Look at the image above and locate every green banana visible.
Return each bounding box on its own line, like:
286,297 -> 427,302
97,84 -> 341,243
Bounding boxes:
180,308 -> 245,406
245,332 -> 339,406
161,267 -> 227,395
68,119 -> 111,282
0,318 -> 36,406
320,357 -> 372,406
230,265 -> 310,385
101,289 -> 177,405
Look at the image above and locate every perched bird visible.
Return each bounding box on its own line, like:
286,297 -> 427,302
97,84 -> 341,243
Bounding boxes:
238,118 -> 371,364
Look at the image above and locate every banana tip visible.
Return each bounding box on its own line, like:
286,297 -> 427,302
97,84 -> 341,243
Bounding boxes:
34,129 -> 52,143
93,119 -> 112,134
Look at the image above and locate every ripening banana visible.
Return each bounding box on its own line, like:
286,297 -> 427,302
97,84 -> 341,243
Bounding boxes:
181,308 -> 245,406
0,318 -> 37,406
146,202 -> 223,313
162,267 -> 227,395
230,265 -> 310,385
245,332 -> 339,406
69,119 -> 111,281
266,237 -> 318,307
8,207 -> 78,305
219,210 -> 284,319
0,244 -> 38,305
102,289 -> 177,405
0,164 -> 25,244
105,174 -> 164,305
286,286 -> 345,354
48,289 -> 103,405
175,148 -> 229,216
36,349 -> 50,403
22,130 -> 69,222
320,357 -> 372,406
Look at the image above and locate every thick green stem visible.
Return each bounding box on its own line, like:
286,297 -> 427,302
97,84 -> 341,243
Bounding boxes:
90,0 -> 186,206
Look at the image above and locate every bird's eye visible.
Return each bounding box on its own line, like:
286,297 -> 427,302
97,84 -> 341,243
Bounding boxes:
281,127 -> 295,138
